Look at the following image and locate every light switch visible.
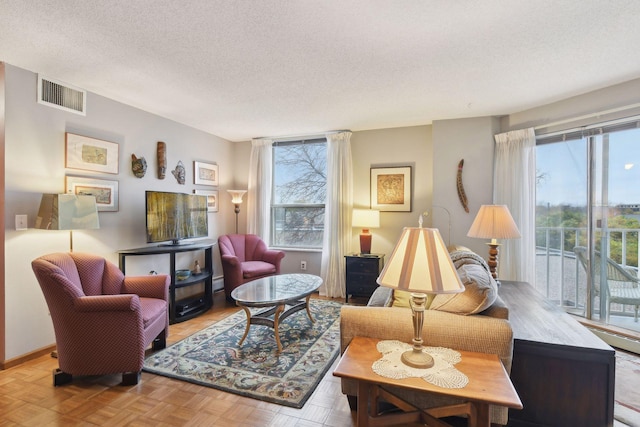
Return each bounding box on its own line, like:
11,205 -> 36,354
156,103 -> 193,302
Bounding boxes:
15,214 -> 27,231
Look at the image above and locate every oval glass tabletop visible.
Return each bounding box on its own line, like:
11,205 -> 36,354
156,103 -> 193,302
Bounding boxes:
231,273 -> 323,305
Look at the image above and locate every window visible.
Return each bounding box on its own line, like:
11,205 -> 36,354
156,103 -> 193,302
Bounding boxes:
535,119 -> 640,330
271,138 -> 327,249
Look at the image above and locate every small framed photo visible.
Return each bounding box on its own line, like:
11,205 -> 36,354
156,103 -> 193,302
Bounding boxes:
194,161 -> 219,186
65,176 -> 119,212
195,189 -> 219,212
371,166 -> 412,212
65,133 -> 119,174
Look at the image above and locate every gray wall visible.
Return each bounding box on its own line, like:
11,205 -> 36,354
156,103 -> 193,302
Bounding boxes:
432,117 -> 501,255
231,126 -> 433,278
5,60 -> 640,361
4,64 -> 234,359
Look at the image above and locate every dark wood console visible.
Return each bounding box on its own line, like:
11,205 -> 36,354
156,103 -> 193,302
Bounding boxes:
499,281 -> 615,427
118,240 -> 216,324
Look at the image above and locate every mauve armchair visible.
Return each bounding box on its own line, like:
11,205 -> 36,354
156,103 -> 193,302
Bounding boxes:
218,234 -> 285,299
31,252 -> 170,386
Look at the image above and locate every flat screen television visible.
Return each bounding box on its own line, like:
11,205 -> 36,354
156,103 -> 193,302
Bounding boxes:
146,191 -> 208,245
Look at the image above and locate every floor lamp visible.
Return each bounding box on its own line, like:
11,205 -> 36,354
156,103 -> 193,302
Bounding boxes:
34,194 -> 100,252
227,190 -> 247,234
467,204 -> 521,283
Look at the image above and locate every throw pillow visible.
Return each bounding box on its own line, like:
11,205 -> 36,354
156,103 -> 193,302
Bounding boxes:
391,290 -> 412,308
429,263 -> 498,315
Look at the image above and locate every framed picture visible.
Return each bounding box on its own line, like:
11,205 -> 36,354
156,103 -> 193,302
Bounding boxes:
370,166 -> 412,212
195,189 -> 219,212
194,161 -> 219,186
65,133 -> 119,174
65,176 -> 119,212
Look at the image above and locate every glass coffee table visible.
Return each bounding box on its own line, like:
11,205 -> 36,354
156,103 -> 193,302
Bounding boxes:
231,273 -> 323,353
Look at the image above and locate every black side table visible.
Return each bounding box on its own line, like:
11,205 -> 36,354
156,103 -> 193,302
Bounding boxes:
345,253 -> 384,303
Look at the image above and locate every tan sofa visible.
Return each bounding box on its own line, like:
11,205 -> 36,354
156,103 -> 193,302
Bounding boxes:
339,249 -> 514,425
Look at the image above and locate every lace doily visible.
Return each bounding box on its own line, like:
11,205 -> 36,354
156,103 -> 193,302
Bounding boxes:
372,340 -> 469,389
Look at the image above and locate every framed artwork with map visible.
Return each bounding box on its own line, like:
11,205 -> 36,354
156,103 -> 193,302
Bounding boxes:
370,166 -> 412,212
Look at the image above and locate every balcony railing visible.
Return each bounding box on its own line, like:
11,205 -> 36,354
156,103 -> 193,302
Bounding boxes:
536,226 -> 639,321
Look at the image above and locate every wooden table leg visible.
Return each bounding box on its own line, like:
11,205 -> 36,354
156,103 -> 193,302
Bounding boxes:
470,402 -> 491,427
237,305 -> 252,346
305,294 -> 315,323
357,381 -> 373,427
273,304 -> 285,353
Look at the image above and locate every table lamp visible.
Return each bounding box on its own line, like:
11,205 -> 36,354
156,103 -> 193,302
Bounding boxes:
377,216 -> 464,368
34,194 -> 100,252
467,204 -> 521,282
227,189 -> 247,233
352,208 -> 380,254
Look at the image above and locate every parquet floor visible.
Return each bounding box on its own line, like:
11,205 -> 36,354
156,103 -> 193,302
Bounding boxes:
1,291 -> 639,426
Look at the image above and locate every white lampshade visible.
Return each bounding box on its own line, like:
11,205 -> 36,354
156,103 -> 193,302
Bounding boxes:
227,190 -> 247,204
352,209 -> 380,229
377,226 -> 463,294
35,194 -> 100,231
467,205 -> 521,240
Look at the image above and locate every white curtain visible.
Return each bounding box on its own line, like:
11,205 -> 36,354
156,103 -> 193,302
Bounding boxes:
320,132 -> 353,297
493,128 -> 536,284
247,138 -> 273,243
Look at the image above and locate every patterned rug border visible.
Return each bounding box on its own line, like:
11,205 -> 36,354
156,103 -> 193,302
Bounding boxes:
143,299 -> 342,408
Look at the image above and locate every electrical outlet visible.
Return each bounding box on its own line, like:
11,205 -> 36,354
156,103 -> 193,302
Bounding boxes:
300,260 -> 307,270
15,214 -> 28,231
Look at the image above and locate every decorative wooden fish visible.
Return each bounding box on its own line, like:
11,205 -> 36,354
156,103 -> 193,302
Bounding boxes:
457,159 -> 469,213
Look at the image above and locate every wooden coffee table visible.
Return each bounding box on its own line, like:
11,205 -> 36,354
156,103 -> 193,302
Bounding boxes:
333,336 -> 522,427
230,273 -> 323,353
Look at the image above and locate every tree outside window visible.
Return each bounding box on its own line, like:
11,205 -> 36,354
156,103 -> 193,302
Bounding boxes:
271,139 -> 327,248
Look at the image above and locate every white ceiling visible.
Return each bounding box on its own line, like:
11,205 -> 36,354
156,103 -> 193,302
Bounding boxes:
2,1 -> 640,142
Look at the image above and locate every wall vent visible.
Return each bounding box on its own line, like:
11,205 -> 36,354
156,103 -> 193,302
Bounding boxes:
37,75 -> 86,115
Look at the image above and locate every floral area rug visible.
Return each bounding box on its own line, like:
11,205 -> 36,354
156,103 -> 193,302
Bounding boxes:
143,299 -> 342,408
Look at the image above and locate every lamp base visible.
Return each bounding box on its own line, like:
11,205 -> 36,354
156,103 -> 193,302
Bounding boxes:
401,348 -> 434,369
400,292 -> 435,369
359,229 -> 372,254
485,242 -> 500,280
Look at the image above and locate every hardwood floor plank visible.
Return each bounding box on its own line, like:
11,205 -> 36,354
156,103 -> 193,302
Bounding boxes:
2,290 -> 638,426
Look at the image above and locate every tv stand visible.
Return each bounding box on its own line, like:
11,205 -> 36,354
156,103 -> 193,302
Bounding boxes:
159,242 -> 195,247
118,240 -> 216,324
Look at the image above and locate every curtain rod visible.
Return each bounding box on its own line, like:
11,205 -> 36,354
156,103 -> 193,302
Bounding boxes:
533,102 -> 640,131
253,129 -> 351,141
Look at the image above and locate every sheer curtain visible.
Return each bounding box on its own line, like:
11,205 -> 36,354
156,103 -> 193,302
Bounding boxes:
320,131 -> 353,297
493,128 -> 536,284
247,138 -> 273,243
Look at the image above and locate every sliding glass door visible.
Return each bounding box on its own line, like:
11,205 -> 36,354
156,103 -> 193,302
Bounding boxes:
536,122 -> 640,333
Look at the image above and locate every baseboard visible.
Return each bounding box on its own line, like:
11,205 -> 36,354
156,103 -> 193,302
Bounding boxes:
589,328 -> 640,354
1,344 -> 56,370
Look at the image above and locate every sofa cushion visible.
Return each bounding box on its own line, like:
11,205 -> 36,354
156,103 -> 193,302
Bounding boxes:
429,250 -> 498,315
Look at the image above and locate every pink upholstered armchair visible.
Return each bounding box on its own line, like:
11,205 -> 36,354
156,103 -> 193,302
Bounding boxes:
31,252 -> 170,386
218,234 -> 285,299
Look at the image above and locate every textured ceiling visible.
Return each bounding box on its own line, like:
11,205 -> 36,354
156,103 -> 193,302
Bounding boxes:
2,1 -> 640,141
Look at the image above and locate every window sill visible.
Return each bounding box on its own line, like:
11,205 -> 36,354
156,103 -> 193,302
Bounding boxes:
271,246 -> 322,253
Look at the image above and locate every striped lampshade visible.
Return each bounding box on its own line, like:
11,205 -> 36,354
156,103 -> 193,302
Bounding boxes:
377,226 -> 464,294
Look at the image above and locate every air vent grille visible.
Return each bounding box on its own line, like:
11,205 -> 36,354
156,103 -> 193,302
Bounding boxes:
37,75 -> 86,115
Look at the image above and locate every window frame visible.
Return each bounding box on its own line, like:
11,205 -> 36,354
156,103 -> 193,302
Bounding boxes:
270,138 -> 327,250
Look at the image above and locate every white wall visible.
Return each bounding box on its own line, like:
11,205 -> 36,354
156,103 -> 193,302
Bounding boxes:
3,64 -> 234,359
